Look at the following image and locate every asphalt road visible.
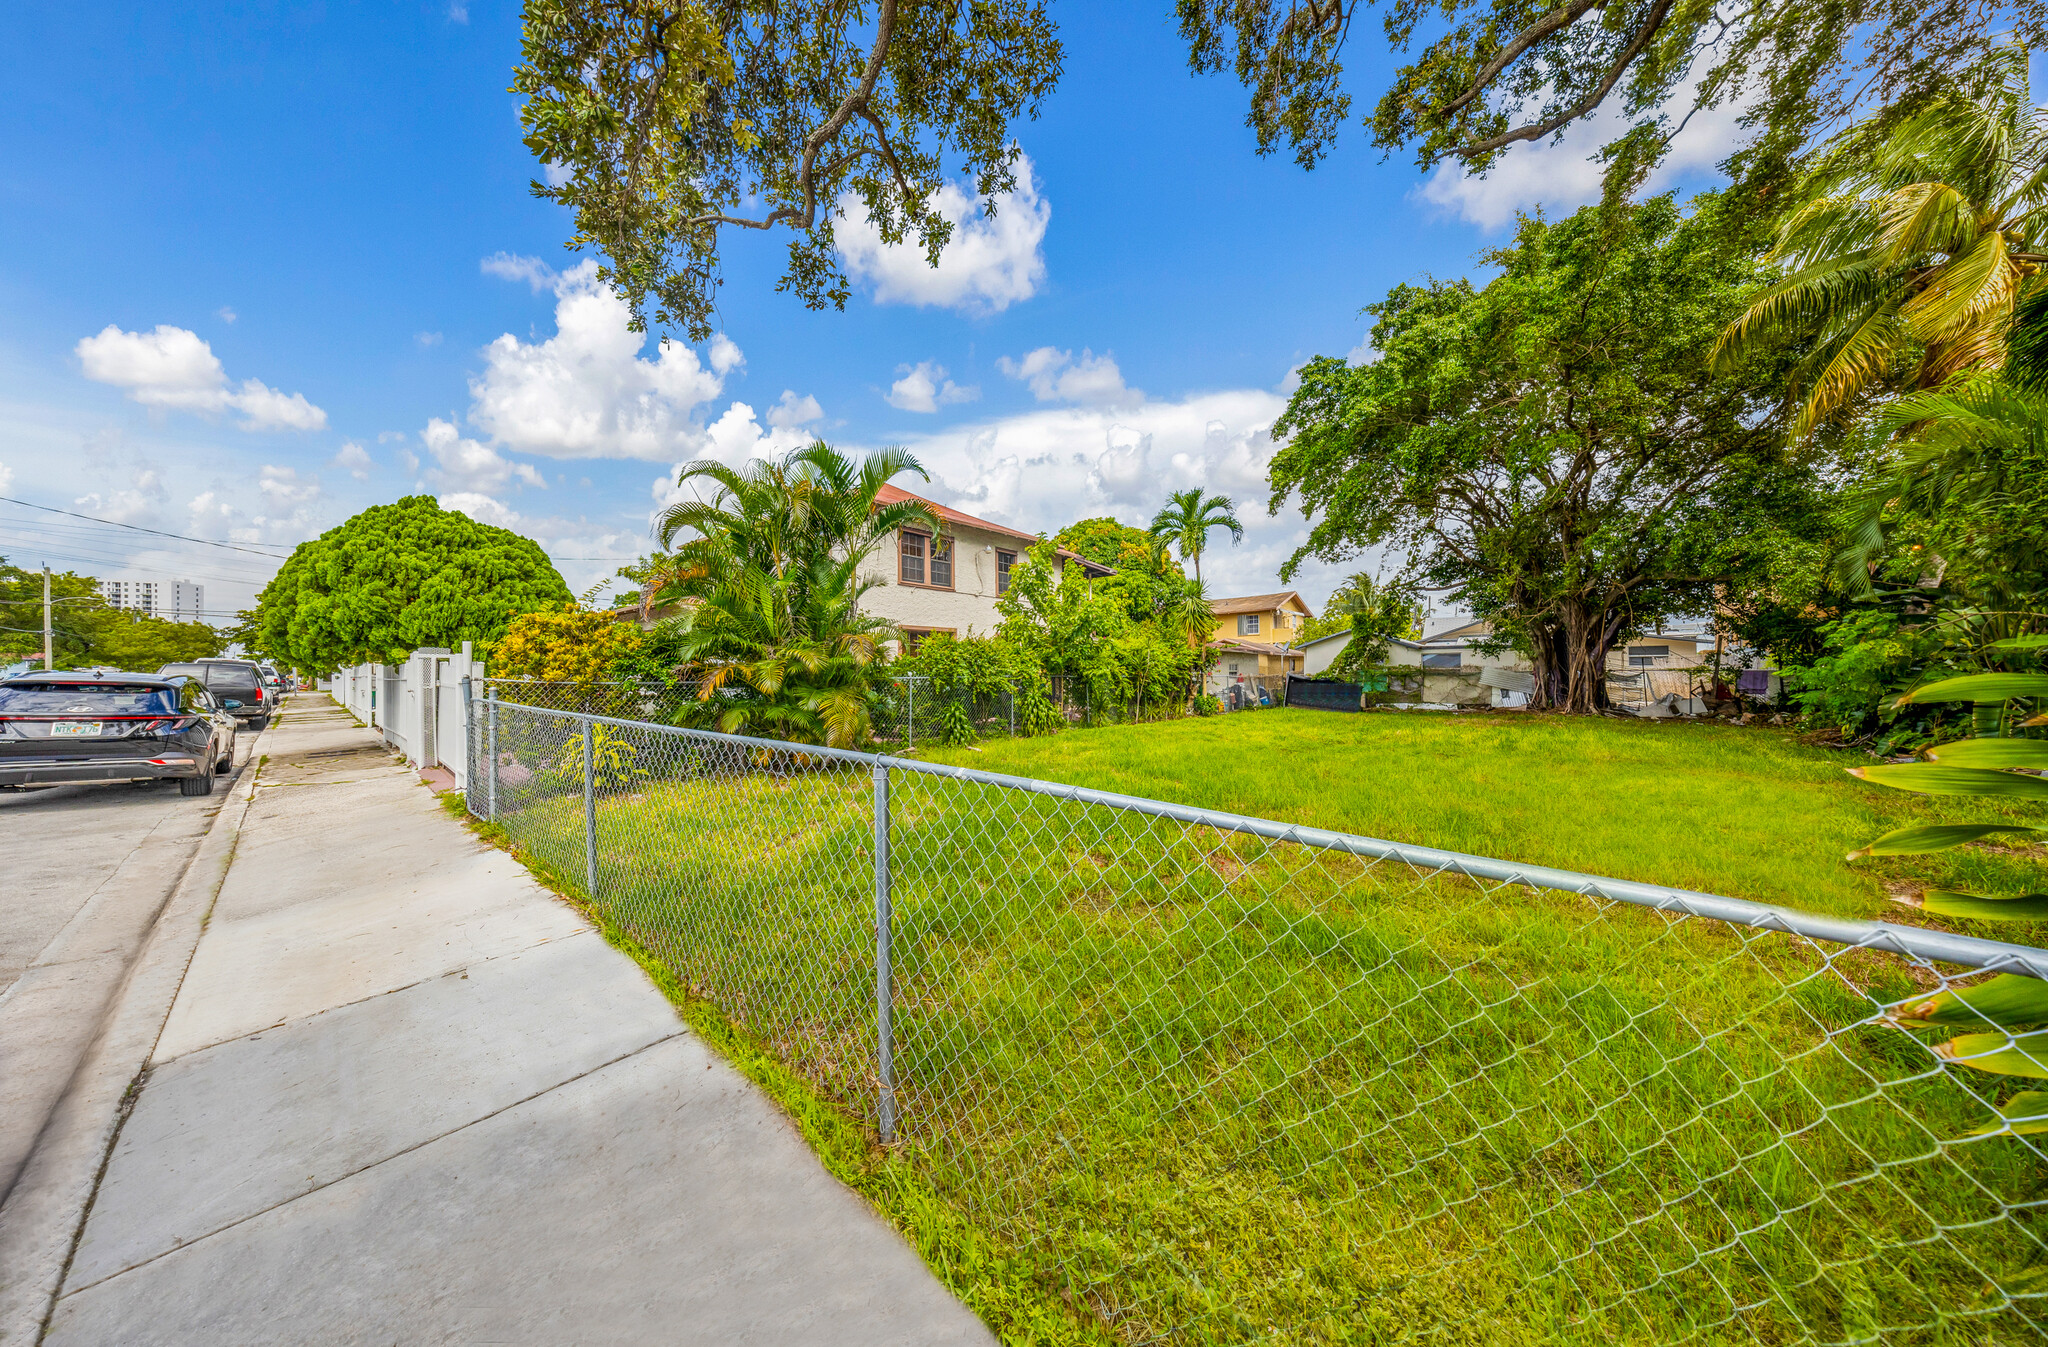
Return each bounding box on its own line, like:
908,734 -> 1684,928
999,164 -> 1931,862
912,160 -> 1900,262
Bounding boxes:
0,719 -> 260,1206
1,758 -> 239,996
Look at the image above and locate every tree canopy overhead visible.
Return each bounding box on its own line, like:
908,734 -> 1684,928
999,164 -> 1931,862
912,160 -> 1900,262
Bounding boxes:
1270,194 -> 1842,711
1178,0 -> 2047,193
516,0 -> 1062,340
518,0 -> 2045,339
249,497 -> 571,673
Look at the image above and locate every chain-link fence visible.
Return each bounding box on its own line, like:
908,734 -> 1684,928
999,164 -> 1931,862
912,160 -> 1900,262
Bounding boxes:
479,676 -> 701,724
465,695 -> 2048,1344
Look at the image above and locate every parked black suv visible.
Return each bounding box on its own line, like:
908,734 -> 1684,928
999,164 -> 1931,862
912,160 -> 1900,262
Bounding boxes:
158,658 -> 272,729
0,672 -> 238,796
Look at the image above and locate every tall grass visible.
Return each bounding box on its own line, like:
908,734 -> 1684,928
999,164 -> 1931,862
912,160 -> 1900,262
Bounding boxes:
482,709 -> 2048,1343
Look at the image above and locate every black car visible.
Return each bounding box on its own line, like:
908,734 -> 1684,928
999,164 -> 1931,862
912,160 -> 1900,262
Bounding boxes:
0,672 -> 238,796
158,658 -> 272,729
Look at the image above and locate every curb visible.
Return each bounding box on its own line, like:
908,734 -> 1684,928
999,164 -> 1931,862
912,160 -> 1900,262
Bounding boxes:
0,723 -> 272,1345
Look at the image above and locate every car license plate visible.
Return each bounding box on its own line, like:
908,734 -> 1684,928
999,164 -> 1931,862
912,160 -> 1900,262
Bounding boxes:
49,721 -> 103,737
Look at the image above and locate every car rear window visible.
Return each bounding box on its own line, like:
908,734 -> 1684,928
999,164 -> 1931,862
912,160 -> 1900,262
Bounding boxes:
0,685 -> 177,715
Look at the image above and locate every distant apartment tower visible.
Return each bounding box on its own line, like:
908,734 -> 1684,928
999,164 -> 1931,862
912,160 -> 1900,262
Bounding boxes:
98,578 -> 205,623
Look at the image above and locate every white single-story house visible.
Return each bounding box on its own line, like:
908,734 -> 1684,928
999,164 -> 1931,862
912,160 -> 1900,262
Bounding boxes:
858,485 -> 1112,650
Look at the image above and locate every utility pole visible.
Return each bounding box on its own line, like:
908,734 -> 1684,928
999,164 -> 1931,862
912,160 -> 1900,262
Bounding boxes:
43,565 -> 53,670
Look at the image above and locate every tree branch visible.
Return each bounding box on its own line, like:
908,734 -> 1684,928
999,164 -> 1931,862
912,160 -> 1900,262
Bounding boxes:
1452,0 -> 1676,161
688,0 -> 900,234
1438,0 -> 1607,119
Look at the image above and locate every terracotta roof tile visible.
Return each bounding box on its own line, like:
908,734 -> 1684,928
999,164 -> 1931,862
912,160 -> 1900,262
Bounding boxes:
873,483 -> 1040,543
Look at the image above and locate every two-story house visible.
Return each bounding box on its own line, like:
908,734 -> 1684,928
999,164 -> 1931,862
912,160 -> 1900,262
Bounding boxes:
859,485 -> 1112,650
1205,591 -> 1315,692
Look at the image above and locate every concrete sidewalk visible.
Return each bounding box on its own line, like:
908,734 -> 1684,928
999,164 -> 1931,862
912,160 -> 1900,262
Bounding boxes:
39,699 -> 992,1345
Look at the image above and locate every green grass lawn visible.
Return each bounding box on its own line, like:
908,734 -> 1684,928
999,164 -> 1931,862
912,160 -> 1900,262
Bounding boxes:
918,707 -> 2048,926
481,708 -> 2048,1345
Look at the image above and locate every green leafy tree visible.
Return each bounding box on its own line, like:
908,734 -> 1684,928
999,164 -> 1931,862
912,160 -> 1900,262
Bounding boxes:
1298,571 -> 1422,642
515,0 -> 1063,340
1177,0 -> 2048,202
1147,489 -> 1243,584
0,559 -> 222,670
250,496 -> 571,674
996,542 -> 1210,717
1271,194 -> 1838,712
1715,48 -> 2048,438
652,442 -> 942,746
1053,517 -> 1175,573
1319,575 -> 1425,680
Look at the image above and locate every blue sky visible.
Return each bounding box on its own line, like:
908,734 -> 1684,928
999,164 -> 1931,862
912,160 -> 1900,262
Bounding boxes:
0,2 -> 1744,620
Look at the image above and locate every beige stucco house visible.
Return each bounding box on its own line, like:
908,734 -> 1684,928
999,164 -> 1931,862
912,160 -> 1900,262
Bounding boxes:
858,485 -> 1112,650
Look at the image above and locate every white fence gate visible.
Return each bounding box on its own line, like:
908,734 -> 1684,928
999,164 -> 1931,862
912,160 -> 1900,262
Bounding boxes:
327,643 -> 482,789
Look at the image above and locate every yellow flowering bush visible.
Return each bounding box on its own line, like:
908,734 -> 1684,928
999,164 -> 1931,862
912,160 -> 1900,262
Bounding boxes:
490,603 -> 642,683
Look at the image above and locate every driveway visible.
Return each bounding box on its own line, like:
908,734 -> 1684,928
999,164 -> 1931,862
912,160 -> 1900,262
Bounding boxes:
0,732 -> 254,1207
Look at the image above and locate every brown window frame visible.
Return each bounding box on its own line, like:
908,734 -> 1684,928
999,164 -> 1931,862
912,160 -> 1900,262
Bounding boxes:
995,548 -> 1016,594
898,529 -> 954,591
899,626 -> 956,654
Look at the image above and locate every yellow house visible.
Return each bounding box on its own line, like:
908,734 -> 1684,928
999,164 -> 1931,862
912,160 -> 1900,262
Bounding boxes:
1211,591 -> 1314,650
1204,592 -> 1314,695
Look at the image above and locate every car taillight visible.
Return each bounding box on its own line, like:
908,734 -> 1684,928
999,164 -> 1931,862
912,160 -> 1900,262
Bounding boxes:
253,686 -> 264,701
131,717 -> 196,736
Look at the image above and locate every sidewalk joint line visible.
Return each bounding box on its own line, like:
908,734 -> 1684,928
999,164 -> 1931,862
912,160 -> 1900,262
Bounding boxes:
59,1030 -> 687,1299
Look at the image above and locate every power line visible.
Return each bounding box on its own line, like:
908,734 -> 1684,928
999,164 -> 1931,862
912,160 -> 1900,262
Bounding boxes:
0,495 -> 293,558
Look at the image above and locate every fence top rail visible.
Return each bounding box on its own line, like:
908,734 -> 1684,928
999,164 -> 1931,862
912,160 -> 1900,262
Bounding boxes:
484,696 -> 2048,978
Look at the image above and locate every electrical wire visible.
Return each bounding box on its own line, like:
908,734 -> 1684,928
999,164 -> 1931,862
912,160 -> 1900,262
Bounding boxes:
0,496 -> 291,557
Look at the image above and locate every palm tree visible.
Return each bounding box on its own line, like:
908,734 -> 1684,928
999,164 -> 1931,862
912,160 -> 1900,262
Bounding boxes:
1714,46 -> 2048,438
1147,489 -> 1244,584
650,442 -> 943,745
1836,372 -> 2048,611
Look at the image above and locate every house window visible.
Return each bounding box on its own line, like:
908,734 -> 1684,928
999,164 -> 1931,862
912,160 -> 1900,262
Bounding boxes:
1628,645 -> 1671,667
900,627 -> 955,654
1421,652 -> 1461,670
900,531 -> 926,585
996,549 -> 1016,594
1227,663 -> 1238,676
1238,614 -> 1261,635
930,536 -> 953,589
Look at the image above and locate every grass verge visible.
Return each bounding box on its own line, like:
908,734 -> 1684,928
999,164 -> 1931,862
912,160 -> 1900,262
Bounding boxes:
453,712 -> 2048,1344
440,791 -> 1112,1347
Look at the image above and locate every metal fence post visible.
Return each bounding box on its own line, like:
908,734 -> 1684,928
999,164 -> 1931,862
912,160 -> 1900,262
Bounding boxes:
485,689 -> 498,821
906,678 -> 915,751
873,761 -> 897,1143
582,718 -> 599,900
460,676 -> 473,801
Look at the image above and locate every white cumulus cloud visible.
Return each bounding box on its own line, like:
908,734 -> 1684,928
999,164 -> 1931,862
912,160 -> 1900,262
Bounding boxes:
0,460 -> 11,494
866,377 -> 1359,602
480,251 -> 562,292
331,441 -> 373,480
258,465 -> 322,507
470,261 -> 743,461
835,157 -> 1049,314
421,417 -> 547,493
886,362 -> 979,414
75,324 -> 327,431
767,390 -> 825,430
439,492 -> 520,529
997,346 -> 1134,406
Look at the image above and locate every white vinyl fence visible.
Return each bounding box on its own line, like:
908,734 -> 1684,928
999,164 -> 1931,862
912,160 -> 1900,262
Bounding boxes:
328,643 -> 482,789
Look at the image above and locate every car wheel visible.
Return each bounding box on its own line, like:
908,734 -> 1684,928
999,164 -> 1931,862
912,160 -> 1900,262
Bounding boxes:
252,716 -> 271,732
216,741 -> 234,773
179,760 -> 217,797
